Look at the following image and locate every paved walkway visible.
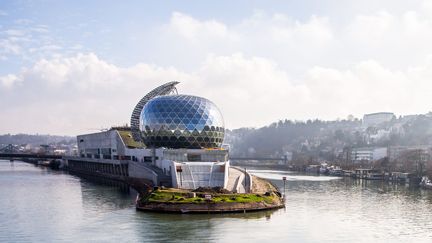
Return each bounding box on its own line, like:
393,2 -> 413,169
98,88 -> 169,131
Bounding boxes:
226,167 -> 246,193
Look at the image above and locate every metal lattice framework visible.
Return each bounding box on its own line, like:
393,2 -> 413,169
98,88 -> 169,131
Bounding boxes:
141,95 -> 225,149
0,144 -> 17,153
130,81 -> 179,143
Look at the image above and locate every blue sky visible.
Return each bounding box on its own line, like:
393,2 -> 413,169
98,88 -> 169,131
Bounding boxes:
1,0 -> 420,72
1,0 -> 329,72
1,0 -> 432,135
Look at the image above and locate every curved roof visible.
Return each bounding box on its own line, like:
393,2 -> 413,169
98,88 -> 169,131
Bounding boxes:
130,81 -> 179,143
140,94 -> 225,149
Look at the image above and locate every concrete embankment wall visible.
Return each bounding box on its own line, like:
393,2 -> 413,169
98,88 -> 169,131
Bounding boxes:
64,157 -> 159,191
136,201 -> 284,213
65,157 -> 129,180
128,161 -> 158,185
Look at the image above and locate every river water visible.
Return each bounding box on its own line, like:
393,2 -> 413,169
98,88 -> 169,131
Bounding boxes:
1,160 -> 432,242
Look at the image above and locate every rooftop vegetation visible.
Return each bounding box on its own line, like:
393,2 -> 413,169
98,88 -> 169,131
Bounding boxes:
117,130 -> 144,148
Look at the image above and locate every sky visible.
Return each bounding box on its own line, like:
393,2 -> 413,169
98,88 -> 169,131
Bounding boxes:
1,0 -> 432,135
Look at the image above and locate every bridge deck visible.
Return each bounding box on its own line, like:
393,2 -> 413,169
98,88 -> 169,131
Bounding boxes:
0,153 -> 62,159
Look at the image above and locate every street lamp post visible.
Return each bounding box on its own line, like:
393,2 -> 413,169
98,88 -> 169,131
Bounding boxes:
282,176 -> 287,200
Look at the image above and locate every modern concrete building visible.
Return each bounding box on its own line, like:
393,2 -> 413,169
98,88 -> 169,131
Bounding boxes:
363,112 -> 395,127
388,145 -> 432,161
72,82 -> 243,191
77,127 -> 144,161
351,147 -> 387,162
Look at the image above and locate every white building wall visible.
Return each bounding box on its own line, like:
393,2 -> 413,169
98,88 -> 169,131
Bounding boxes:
373,147 -> 388,160
223,161 -> 230,189
76,131 -> 231,190
363,112 -> 394,127
172,161 -> 227,189
352,147 -> 388,162
77,130 -> 119,159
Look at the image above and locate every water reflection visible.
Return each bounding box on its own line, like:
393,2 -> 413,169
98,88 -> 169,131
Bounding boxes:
249,169 -> 342,181
78,176 -> 136,213
2,161 -> 432,242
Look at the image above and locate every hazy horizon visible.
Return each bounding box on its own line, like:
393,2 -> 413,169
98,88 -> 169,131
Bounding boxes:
2,110 -> 431,137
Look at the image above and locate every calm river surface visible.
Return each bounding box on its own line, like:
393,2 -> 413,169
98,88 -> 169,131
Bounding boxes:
1,160 -> 432,242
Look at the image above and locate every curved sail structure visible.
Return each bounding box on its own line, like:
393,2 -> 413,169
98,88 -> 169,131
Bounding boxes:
130,81 -> 179,143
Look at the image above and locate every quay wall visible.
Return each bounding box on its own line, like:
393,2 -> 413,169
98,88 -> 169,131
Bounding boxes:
64,157 -> 158,191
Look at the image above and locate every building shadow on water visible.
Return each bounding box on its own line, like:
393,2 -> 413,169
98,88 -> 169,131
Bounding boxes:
70,172 -> 138,211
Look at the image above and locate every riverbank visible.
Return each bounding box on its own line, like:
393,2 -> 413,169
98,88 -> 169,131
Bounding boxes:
297,164 -> 427,186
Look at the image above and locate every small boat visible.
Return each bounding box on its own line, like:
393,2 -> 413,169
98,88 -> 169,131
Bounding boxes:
389,172 -> 410,183
354,169 -> 374,179
38,160 -> 51,166
420,177 -> 432,189
366,172 -> 384,180
329,168 -> 343,176
342,170 -> 354,177
305,165 -> 320,174
319,166 -> 329,175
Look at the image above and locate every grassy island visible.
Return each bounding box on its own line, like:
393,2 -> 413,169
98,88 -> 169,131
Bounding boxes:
142,188 -> 280,204
136,184 -> 284,213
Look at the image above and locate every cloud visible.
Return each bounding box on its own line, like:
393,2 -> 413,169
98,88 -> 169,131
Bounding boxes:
305,58 -> 432,118
0,20 -> 67,62
347,11 -> 395,44
167,12 -> 235,42
2,52 -> 432,135
0,53 -> 301,134
3,29 -> 26,36
0,39 -> 22,55
190,53 -> 308,127
3,5 -> 432,134
159,9 -> 432,74
0,74 -> 19,88
30,26 -> 49,33
239,12 -> 333,44
0,53 -> 192,135
163,11 -> 333,53
154,11 -> 337,77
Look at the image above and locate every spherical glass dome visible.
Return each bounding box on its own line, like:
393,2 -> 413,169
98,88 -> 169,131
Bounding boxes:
140,95 -> 225,149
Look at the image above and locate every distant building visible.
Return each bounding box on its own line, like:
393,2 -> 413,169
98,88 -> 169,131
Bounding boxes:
351,147 -> 387,162
285,151 -> 293,161
363,112 -> 395,127
366,128 -> 391,144
388,145 -> 432,162
387,146 -> 432,172
400,115 -> 418,123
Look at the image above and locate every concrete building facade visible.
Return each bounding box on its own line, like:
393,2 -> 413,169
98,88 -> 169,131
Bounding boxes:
351,147 -> 388,162
363,112 -> 395,127
76,127 -> 230,190
72,81 -> 244,191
